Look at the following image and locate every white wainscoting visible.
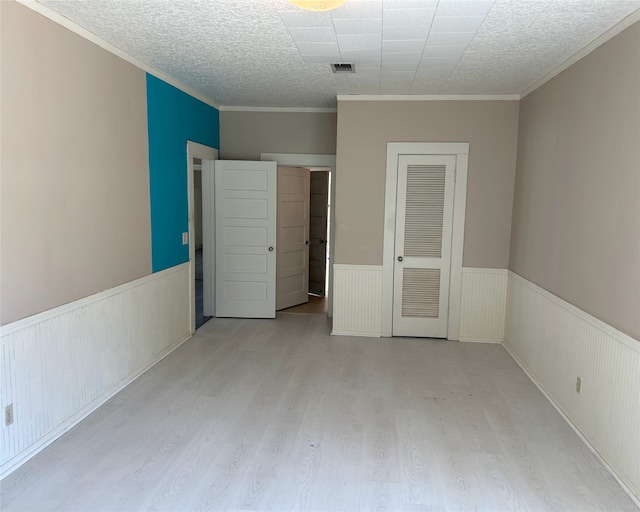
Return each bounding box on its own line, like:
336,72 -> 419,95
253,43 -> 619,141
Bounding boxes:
504,271 -> 640,503
331,264 -> 383,337
0,263 -> 191,478
459,268 -> 508,342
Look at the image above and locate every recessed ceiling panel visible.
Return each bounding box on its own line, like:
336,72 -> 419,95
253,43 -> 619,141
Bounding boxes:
337,33 -> 382,51
333,18 -> 382,34
430,15 -> 486,33
383,8 -> 438,26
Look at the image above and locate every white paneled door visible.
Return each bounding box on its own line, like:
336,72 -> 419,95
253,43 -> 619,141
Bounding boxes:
392,155 -> 456,338
215,160 -> 277,318
276,166 -> 310,311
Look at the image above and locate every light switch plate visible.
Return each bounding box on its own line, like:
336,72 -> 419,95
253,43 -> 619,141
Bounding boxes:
182,232 -> 189,245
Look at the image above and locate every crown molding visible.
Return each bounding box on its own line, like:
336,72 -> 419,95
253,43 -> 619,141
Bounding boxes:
219,106 -> 337,113
16,0 -> 222,110
520,9 -> 640,98
337,94 -> 519,102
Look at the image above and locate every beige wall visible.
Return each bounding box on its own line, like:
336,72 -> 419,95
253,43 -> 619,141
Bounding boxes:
510,22 -> 640,340
219,111 -> 337,160
1,1 -> 151,325
335,100 -> 519,267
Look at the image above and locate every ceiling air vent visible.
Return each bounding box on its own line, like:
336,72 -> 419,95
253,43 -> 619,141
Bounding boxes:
331,62 -> 355,74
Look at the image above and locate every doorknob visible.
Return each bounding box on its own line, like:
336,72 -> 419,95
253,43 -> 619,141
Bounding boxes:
397,256 -> 403,262
306,240 -> 309,245
269,247 -> 274,251
319,240 -> 325,244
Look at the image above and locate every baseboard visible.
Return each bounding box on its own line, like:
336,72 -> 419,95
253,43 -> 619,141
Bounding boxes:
0,332 -> 191,479
504,271 -> 640,504
1,263 -> 191,479
502,341 -> 640,509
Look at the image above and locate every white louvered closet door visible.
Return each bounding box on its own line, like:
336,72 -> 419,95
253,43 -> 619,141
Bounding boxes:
392,155 -> 456,338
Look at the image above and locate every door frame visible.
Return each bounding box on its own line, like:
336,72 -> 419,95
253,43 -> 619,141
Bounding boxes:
187,141 -> 218,334
261,153 -> 336,317
381,142 -> 469,340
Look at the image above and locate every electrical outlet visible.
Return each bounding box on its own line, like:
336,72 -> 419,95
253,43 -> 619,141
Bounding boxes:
4,404 -> 13,426
576,377 -> 582,394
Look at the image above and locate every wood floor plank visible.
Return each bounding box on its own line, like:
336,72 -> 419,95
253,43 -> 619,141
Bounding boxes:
1,315 -> 637,511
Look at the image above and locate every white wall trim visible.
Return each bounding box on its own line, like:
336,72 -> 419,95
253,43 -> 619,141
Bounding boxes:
381,142 -> 469,340
261,153 -> 337,317
520,9 -> 640,99
331,264 -> 383,337
15,0 -> 221,110
459,268 -> 508,343
337,94 -> 519,102
504,271 -> 640,505
220,106 -> 337,113
1,264 -> 184,335
508,272 -> 639,352
1,264 -> 192,478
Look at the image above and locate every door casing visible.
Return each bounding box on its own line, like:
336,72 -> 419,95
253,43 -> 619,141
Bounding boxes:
381,142 -> 469,340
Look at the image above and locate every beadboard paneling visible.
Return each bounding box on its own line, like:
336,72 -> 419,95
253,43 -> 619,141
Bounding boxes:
1,264 -> 191,478
459,268 -> 507,342
331,264 -> 383,336
504,271 -> 640,503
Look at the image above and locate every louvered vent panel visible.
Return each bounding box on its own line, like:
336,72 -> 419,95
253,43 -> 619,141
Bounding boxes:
402,268 -> 440,318
404,165 -> 446,258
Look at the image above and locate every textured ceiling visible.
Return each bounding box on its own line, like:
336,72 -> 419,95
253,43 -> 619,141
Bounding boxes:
35,0 -> 640,108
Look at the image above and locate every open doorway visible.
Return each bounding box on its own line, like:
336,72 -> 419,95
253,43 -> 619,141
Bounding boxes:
260,153 -> 336,317
280,166 -> 331,316
192,158 -> 211,329
187,141 -> 217,333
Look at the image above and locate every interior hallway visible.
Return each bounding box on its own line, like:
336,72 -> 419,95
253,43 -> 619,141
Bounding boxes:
1,315 -> 636,511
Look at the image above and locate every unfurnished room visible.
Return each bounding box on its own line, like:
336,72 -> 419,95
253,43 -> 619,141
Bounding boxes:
1,0 -> 639,510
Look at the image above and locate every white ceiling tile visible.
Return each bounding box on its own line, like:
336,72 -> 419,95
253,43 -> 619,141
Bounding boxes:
384,1 -> 439,9
340,49 -> 382,62
422,45 -> 467,58
435,1 -> 495,17
332,18 -> 382,34
382,63 -> 419,74
380,80 -> 412,94
382,39 -> 426,52
426,32 -> 476,46
381,69 -> 416,78
383,7 -> 437,26
416,64 -> 456,77
331,1 -> 383,19
382,52 -> 422,64
295,42 -> 342,58
337,33 -> 382,51
430,15 -> 486,33
288,27 -> 337,43
382,25 -> 431,40
420,57 -> 461,67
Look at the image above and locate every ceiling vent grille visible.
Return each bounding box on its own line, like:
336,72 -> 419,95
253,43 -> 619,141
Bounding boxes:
331,63 -> 355,74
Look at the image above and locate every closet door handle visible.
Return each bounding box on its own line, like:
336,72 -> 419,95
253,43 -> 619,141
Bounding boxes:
397,256 -> 403,262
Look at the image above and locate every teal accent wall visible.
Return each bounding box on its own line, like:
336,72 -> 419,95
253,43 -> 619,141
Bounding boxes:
146,74 -> 219,272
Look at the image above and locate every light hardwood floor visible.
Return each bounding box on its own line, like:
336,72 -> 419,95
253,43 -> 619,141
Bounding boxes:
1,314 -> 637,511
